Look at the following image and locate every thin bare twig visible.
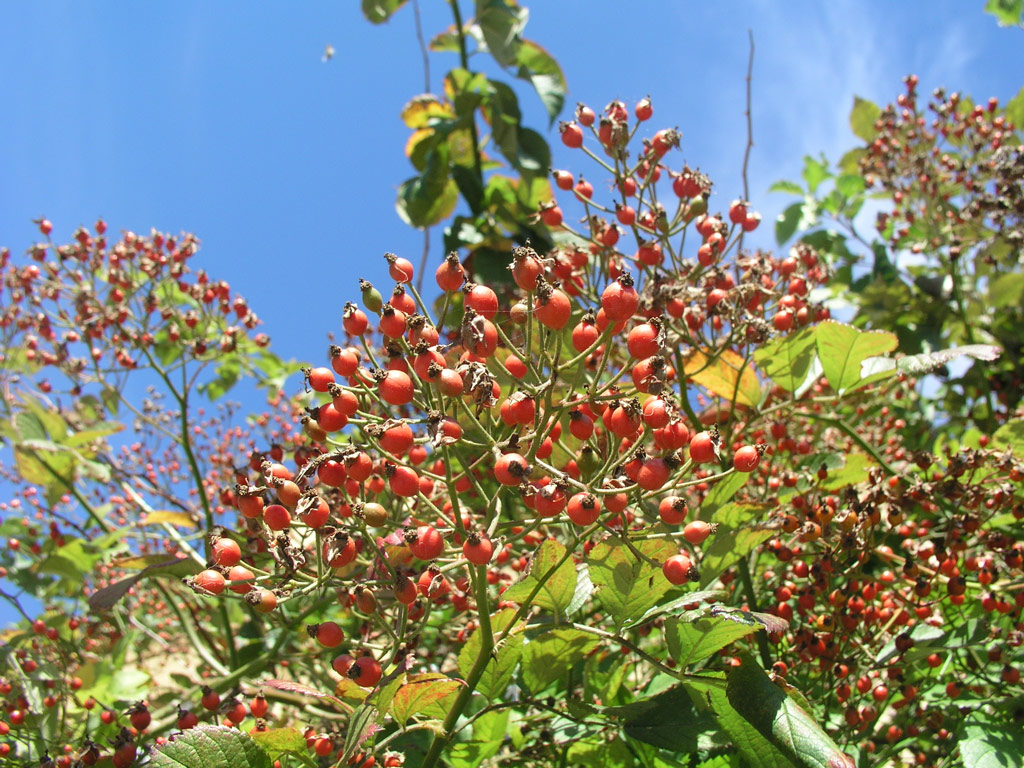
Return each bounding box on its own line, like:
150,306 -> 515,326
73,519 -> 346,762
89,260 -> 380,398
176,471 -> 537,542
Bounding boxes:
742,29 -> 755,204
412,0 -> 432,295
411,0 -> 430,92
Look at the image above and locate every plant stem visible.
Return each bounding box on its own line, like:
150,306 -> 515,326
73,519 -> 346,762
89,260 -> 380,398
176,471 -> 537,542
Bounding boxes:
450,0 -> 484,191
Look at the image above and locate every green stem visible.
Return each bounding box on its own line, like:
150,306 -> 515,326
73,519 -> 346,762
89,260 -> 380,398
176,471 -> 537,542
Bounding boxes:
450,0 -> 484,197
419,565 -> 494,768
736,557 -> 772,668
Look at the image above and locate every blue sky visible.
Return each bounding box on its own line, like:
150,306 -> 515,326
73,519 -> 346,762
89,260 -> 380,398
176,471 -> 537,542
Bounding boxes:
0,2 -> 1021,624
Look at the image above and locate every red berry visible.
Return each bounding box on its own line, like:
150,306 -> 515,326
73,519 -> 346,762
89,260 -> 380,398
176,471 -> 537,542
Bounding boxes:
561,122 -> 584,148
406,525 -> 445,560
463,534 -> 494,565
566,492 -> 601,525
689,431 -> 719,464
309,621 -> 345,648
662,554 -> 692,585
732,445 -> 761,473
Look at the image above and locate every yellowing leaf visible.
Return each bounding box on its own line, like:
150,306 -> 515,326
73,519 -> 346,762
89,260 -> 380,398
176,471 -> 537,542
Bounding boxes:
400,95 -> 453,128
139,510 -> 198,528
683,348 -> 761,407
389,673 -> 463,724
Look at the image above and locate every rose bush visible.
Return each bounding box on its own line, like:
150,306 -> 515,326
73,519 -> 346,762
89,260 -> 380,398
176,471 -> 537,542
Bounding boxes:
0,3 -> 1022,767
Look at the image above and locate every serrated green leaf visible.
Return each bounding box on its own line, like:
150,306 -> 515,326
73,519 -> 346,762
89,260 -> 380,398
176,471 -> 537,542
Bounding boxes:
815,321 -> 897,394
666,614 -> 762,667
458,608 -> 524,700
700,526 -> 775,587
448,709 -> 509,768
726,653 -> 853,768
685,673 -> 792,768
606,685 -> 717,752
151,725 -> 273,768
698,472 -> 749,522
515,39 -> 565,125
623,588 -> 726,628
249,728 -> 307,761
961,720 -> 1024,767
753,326 -> 817,393
502,538 -> 576,615
520,627 -> 598,693
587,538 -> 675,628
849,96 -> 881,142
566,735 -> 634,768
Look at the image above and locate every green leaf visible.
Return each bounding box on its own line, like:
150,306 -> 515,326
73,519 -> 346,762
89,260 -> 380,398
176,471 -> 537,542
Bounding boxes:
502,538 -> 576,615
429,28 -> 461,53
834,174 -> 865,198
151,725 -> 273,768
396,173 -> 459,229
666,614 -> 764,667
837,148 -> 865,175
520,627 -> 599,693
1005,85 -> 1024,129
566,735 -> 635,768
88,557 -> 195,612
989,272 -> 1024,308
726,653 -> 854,768
685,673 -> 793,768
513,127 -> 551,174
607,685 -> 717,752
623,587 -> 726,629
818,453 -> 874,491
587,538 -> 675,628
775,202 -> 803,246
201,360 -> 241,401
566,562 -> 594,617
64,421 -> 124,448
961,720 -> 1024,767
700,525 -> 776,587
457,608 -> 524,700
992,419 -> 1024,456
753,326 -> 817,393
698,472 -> 749,522
448,709 -> 510,768
515,39 -> 566,125
874,622 -> 945,665
896,344 -> 1001,376
849,96 -> 881,142
475,0 -> 527,67
13,410 -> 47,441
390,674 -> 463,724
361,0 -> 408,24
984,0 -> 1024,26
452,165 -> 485,215
249,728 -> 307,761
768,180 -> 803,196
801,155 -> 831,194
815,321 -> 897,394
